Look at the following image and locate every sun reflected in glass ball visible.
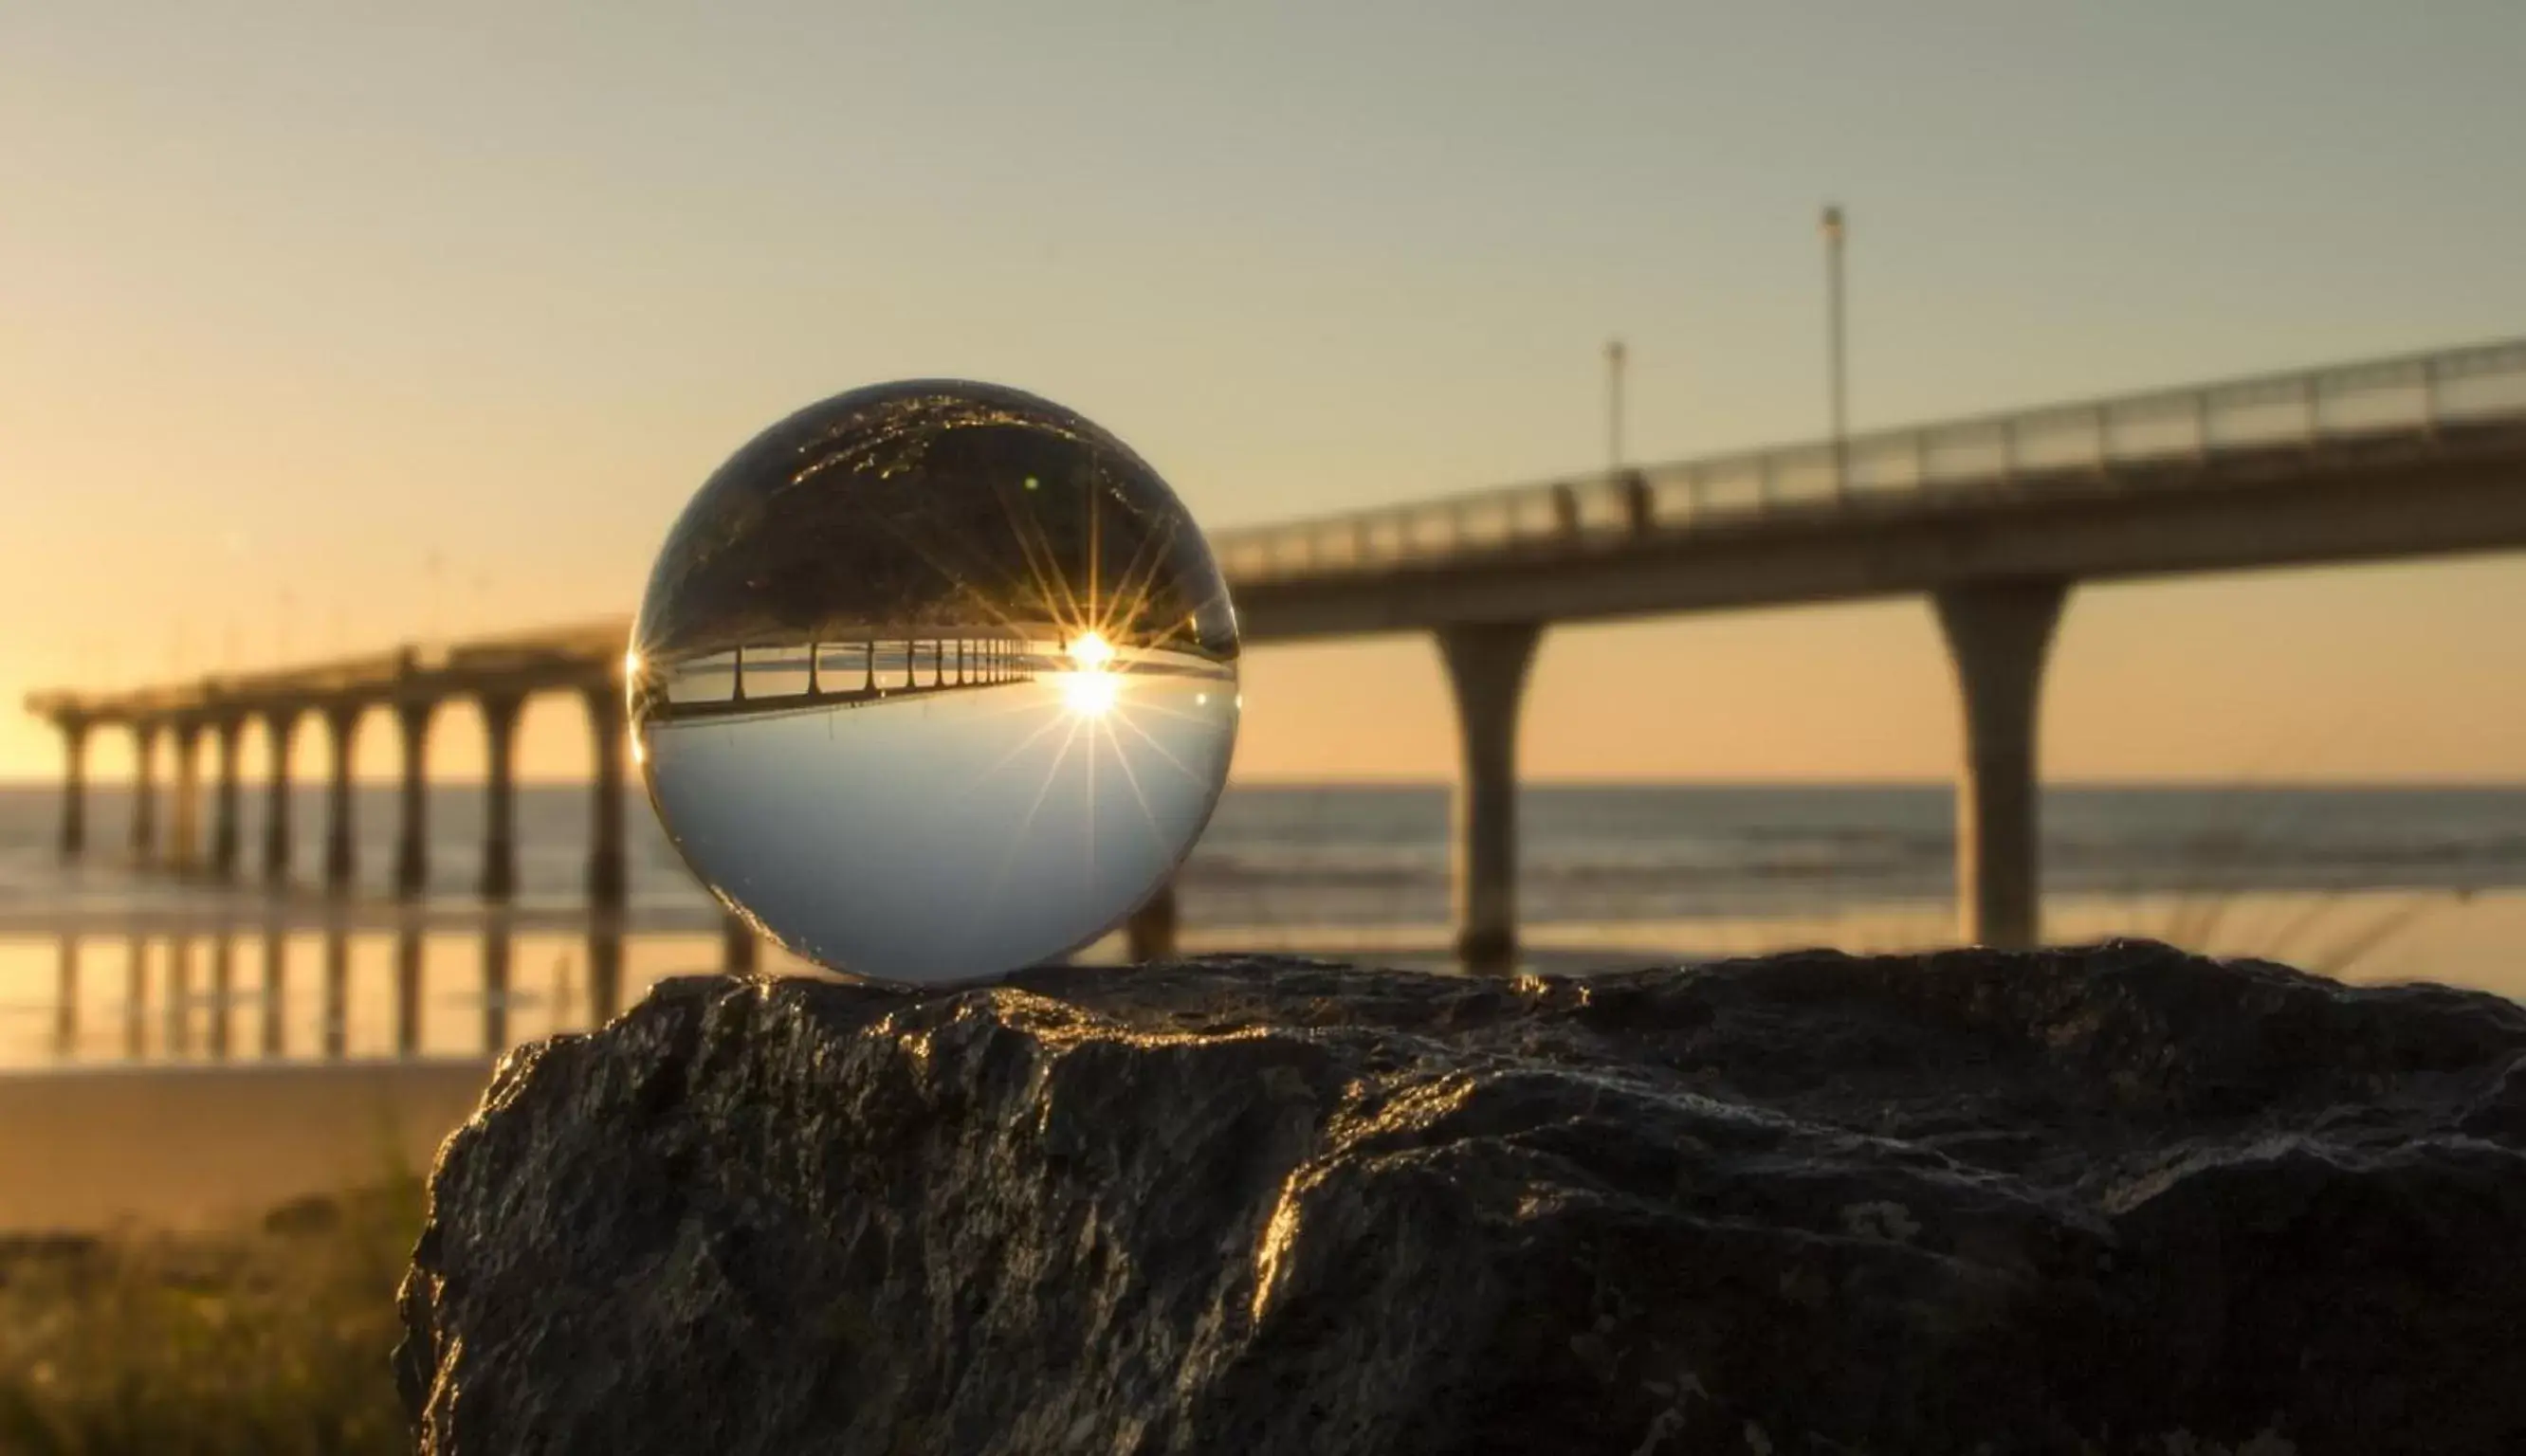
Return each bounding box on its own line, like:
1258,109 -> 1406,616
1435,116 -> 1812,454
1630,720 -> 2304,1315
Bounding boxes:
627,380 -> 1240,984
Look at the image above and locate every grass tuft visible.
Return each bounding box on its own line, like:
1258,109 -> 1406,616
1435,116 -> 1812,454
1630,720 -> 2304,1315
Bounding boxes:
0,1173 -> 423,1456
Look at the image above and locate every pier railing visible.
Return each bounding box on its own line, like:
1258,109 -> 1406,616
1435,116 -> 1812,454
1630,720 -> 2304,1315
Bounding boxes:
1212,337 -> 2526,583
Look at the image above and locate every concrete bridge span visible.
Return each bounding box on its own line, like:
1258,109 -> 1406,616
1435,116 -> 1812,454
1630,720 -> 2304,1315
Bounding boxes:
27,337 -> 2526,976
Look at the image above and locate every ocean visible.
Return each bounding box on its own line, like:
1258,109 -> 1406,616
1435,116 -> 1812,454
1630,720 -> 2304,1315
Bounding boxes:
2,780 -> 2522,1067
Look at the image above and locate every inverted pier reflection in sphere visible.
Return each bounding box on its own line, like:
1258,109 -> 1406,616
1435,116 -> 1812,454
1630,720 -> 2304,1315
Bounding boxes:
638,633 -> 1236,981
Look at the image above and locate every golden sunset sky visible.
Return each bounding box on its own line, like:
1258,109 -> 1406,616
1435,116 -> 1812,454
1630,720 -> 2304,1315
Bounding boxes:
6,2 -> 2524,786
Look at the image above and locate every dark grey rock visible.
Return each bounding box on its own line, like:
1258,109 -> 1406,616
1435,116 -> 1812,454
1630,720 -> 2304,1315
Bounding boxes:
395,941 -> 2526,1455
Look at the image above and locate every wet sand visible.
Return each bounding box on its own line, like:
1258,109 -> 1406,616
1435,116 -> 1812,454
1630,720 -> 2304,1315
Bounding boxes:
0,1059 -> 494,1233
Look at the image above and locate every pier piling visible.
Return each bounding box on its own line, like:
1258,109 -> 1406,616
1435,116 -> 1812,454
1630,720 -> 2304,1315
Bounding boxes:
1932,579 -> 2070,951
394,701 -> 435,900
1437,622 -> 1543,975
262,708 -> 300,883
210,718 -> 244,881
480,692 -> 524,901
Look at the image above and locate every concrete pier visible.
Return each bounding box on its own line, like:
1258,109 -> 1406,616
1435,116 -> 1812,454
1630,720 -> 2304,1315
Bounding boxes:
23,337 -> 2526,1002
323,706 -> 360,892
1436,622 -> 1543,974
1932,579 -> 2071,950
263,708 -> 300,883
394,701 -> 435,900
128,723 -> 157,862
169,720 -> 201,873
585,685 -> 628,907
723,911 -> 760,974
1125,882 -> 1180,962
588,919 -> 624,1025
480,692 -> 524,901
210,718 -> 244,881
56,719 -> 86,859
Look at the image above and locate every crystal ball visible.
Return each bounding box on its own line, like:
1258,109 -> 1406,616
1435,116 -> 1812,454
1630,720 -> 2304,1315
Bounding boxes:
629,381 -> 1240,983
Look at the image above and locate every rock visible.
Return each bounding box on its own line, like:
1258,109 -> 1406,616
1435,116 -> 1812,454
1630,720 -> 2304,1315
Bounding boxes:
394,941 -> 2526,1455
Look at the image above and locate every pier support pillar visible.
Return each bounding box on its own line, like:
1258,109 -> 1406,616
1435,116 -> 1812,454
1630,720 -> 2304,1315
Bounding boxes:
322,706 -> 360,893
262,709 -> 301,884
1931,578 -> 2070,951
587,920 -> 623,1027
1126,881 -> 1180,962
210,719 -> 245,881
129,723 -> 159,864
723,910 -> 759,974
479,692 -> 524,901
1436,622 -> 1543,974
56,719 -> 88,859
393,700 -> 436,901
169,721 -> 203,874
584,685 -> 629,908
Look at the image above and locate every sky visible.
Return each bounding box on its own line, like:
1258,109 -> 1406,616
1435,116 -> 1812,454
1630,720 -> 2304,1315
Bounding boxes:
4,1 -> 2524,787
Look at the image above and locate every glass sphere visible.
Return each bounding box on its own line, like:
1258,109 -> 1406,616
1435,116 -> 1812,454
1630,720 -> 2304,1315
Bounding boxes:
629,381 -> 1240,984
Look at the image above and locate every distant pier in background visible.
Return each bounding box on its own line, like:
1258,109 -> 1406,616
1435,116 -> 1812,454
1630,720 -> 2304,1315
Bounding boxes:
28,336 -> 2526,983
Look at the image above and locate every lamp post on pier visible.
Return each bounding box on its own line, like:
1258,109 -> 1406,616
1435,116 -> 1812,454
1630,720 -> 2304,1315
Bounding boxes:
1605,337 -> 1628,475
1821,203 -> 1850,496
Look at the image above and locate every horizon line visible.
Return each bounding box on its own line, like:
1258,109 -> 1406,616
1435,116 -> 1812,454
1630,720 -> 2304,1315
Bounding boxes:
3,774 -> 2524,792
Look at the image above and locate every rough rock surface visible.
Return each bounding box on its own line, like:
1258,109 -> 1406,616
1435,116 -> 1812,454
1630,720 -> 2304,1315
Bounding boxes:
395,942 -> 2526,1455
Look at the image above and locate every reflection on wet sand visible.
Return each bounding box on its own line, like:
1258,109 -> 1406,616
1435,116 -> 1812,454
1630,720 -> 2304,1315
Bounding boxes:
25,914 -> 673,1066
165,934 -> 190,1058
207,931 -> 232,1060
122,932 -> 144,1059
260,929 -> 285,1058
322,919 -> 348,1060
482,917 -> 510,1054
51,934 -> 73,1060
394,920 -> 422,1058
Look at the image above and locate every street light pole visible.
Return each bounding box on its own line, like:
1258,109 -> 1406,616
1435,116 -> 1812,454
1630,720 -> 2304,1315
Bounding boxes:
1821,204 -> 1849,496
424,551 -> 445,649
1605,337 -> 1628,475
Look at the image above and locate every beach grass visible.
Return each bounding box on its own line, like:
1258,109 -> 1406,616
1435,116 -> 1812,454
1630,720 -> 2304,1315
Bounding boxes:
0,1170 -> 422,1456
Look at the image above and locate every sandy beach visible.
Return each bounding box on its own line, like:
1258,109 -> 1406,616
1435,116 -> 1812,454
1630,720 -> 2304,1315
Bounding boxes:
0,1059 -> 493,1233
